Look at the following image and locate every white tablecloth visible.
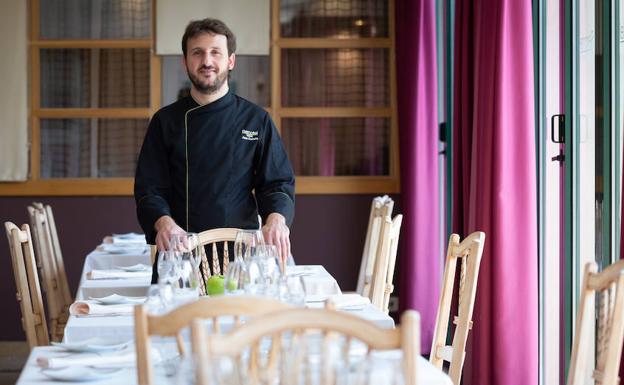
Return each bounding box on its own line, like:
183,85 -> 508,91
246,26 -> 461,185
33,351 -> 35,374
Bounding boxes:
289,265 -> 342,295
77,248 -> 152,300
84,248 -> 151,270
17,346 -> 452,385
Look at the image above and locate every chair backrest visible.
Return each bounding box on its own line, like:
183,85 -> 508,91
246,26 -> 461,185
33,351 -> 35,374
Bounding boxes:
194,228 -> 240,295
135,295 -> 292,385
44,205 -> 71,303
369,214 -> 403,313
430,231 -> 485,385
567,260 -> 624,385
4,222 -> 49,349
36,203 -> 72,312
192,308 -> 420,385
27,205 -> 65,342
357,196 -> 394,298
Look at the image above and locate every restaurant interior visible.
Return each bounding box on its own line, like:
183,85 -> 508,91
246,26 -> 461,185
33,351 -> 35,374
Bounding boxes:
0,0 -> 623,384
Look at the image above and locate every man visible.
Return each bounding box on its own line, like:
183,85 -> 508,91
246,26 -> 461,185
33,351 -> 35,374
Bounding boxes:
134,18 -> 294,282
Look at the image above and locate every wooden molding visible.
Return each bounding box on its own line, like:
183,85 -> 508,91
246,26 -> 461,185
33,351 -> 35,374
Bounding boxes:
277,38 -> 391,49
30,39 -> 151,49
0,176 -> 400,196
34,108 -> 152,119
280,107 -> 391,118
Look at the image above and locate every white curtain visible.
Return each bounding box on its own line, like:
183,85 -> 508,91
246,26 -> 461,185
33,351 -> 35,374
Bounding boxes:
0,1 -> 27,181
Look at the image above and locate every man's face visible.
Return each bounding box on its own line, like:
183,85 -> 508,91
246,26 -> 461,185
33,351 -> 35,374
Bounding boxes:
184,32 -> 235,95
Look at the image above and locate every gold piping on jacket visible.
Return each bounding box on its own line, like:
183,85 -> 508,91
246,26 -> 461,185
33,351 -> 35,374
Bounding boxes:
184,104 -> 203,231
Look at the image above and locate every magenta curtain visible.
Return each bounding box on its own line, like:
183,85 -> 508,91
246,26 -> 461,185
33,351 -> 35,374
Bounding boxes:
452,1 -> 538,384
396,0 -> 440,354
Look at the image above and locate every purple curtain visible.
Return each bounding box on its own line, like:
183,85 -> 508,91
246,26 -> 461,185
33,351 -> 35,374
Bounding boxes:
396,0 -> 440,354
452,1 -> 538,385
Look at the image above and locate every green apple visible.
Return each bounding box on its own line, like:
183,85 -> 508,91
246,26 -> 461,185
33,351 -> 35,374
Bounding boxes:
206,275 -> 225,296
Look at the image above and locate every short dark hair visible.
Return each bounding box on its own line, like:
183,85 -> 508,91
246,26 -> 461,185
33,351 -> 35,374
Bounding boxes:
182,18 -> 236,57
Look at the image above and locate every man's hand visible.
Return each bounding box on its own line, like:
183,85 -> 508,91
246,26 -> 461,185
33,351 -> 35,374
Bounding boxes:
154,215 -> 186,251
262,213 -> 291,265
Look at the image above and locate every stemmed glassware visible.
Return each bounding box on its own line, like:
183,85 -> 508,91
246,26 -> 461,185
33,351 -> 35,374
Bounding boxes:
225,230 -> 265,295
170,233 -> 201,304
234,229 -> 264,262
257,244 -> 281,297
157,248 -> 179,286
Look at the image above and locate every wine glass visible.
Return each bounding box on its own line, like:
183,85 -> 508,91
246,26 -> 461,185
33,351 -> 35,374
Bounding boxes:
284,276 -> 306,306
183,233 -> 202,271
225,250 -> 247,295
257,244 -> 281,297
244,254 -> 265,296
157,249 -> 180,286
234,230 -> 265,262
174,258 -> 199,306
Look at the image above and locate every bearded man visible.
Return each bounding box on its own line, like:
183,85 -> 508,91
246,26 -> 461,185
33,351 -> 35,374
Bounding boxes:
134,18 -> 295,283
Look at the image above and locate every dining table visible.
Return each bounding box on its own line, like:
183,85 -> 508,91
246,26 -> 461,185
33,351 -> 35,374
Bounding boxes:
15,236 -> 452,385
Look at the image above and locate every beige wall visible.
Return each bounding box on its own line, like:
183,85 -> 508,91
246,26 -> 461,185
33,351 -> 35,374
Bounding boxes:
0,1 -> 27,181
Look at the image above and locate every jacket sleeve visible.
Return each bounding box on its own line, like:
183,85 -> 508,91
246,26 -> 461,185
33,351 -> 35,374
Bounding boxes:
134,113 -> 172,244
254,113 -> 296,227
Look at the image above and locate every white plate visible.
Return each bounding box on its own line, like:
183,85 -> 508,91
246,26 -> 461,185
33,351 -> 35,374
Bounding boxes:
104,247 -> 147,255
51,338 -> 131,353
89,294 -> 146,305
112,232 -> 143,240
40,366 -> 123,382
114,263 -> 151,272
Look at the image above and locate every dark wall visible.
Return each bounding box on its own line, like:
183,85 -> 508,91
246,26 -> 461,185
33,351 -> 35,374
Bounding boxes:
0,194 -> 400,341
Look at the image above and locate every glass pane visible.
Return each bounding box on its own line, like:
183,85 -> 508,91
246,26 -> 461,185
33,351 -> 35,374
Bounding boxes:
40,119 -> 148,178
98,119 -> 148,177
282,118 -> 389,176
280,0 -> 388,38
282,49 -> 388,107
540,0 -> 564,382
40,49 -> 150,108
40,119 -> 91,178
40,0 -> 151,39
161,55 -> 270,107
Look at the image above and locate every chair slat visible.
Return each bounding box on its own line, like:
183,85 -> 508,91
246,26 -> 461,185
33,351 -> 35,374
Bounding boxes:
430,232 -> 486,385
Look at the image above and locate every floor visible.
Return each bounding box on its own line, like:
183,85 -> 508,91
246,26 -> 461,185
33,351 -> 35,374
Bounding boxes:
0,342 -> 28,385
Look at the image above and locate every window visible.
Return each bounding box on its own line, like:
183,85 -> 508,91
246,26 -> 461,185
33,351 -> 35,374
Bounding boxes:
0,0 -> 397,195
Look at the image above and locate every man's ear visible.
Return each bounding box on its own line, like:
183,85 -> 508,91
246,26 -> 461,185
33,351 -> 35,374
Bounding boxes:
181,55 -> 188,70
228,53 -> 236,70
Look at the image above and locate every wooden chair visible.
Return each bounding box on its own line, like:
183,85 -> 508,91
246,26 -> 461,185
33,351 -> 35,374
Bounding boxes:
135,295 -> 292,385
430,231 -> 486,385
4,222 -> 49,349
34,203 -> 73,314
27,205 -> 66,342
356,195 -> 394,298
369,214 -> 403,313
192,308 -> 420,385
194,228 -> 240,295
566,260 -> 624,385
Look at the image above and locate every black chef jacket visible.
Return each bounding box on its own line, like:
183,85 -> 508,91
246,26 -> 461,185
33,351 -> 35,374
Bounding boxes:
134,91 -> 295,245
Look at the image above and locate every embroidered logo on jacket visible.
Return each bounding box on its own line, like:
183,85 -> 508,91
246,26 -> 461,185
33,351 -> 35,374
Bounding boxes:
241,129 -> 259,141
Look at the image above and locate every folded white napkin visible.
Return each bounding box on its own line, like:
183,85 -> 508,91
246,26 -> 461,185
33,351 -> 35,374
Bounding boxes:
37,348 -> 160,369
96,243 -> 147,254
286,265 -> 317,277
87,269 -> 151,280
69,301 -> 134,316
326,294 -> 371,309
102,233 -> 146,245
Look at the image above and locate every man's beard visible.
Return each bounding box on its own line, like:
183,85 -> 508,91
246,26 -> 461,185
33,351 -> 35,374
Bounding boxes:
187,65 -> 228,95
